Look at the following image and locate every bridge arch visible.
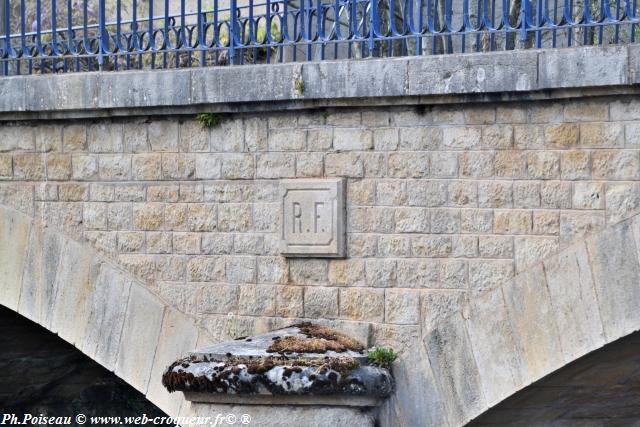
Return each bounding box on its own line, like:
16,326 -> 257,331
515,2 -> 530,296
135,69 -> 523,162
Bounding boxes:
0,204 -> 201,419
376,211 -> 640,426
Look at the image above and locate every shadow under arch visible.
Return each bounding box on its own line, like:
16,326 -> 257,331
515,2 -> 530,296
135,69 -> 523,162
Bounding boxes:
468,330 -> 640,426
0,304 -> 170,423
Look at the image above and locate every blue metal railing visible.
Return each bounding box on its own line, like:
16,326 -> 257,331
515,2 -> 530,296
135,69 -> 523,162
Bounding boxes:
0,0 -> 638,75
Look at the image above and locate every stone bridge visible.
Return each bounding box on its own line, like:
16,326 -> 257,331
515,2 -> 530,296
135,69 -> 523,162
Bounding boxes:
1,44 -> 640,426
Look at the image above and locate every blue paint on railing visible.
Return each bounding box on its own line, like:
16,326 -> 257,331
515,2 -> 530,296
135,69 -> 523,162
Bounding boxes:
0,0 -> 638,75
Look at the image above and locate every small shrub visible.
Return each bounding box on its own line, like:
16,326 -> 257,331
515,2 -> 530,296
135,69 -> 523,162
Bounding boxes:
196,113 -> 222,129
294,78 -> 305,95
368,347 -> 398,369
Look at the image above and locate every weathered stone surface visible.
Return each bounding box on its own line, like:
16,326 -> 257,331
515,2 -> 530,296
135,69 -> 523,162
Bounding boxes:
81,263 -> 132,371
589,220 -> 640,341
147,309 -> 198,416
544,243 -> 605,361
424,312 -> 485,426
0,208 -> 30,311
115,284 -> 165,394
49,240 -> 94,345
466,287 -> 526,408
502,266 -> 564,382
18,227 -> 62,325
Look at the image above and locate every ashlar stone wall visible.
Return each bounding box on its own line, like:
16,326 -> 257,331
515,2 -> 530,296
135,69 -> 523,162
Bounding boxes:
0,95 -> 639,346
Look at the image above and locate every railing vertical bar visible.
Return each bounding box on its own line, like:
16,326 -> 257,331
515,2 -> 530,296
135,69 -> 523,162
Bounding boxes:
229,0 -> 237,64
198,0 -> 205,67
149,0 -> 155,69
1,0 -> 7,76
98,0 -> 106,70
163,0 -> 169,69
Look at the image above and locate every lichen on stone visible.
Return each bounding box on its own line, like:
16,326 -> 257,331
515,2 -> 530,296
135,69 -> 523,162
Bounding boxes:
161,323 -> 394,399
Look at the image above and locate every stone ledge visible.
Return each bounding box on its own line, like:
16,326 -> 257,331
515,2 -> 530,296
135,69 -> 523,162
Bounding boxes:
1,44 -> 639,120
162,324 -> 394,407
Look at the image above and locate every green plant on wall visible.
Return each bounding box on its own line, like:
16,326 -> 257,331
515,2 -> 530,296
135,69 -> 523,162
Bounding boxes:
368,347 -> 398,369
196,113 -> 223,128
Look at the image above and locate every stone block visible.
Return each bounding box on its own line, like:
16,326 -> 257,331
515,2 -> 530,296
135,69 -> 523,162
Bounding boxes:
493,210 -> 532,234
411,236 -> 452,258
328,259 -> 366,287
339,288 -> 384,322
538,45 -> 628,88
257,153 -> 296,179
459,152 -> 494,178
373,128 -> 399,151
238,284 -> 277,316
115,282 -> 166,393
407,180 -> 447,207
396,259 -> 439,288
296,153 -> 324,178
560,211 -> 606,244
448,181 -> 478,207
466,287 -> 526,407
148,121 -> 179,152
469,259 -> 514,293
132,153 -> 163,180
187,256 -> 225,282
49,240 -> 93,345
46,154 -> 72,180
147,309 -> 198,416
527,151 -> 560,179
0,210 -> 30,311
333,128 -> 373,151
385,289 -> 420,324
561,151 -> 591,180
502,266 -> 565,381
430,152 -> 458,178
271,285 -> 303,318
325,153 -> 363,178
606,182 -> 640,224
494,151 -> 526,178
592,150 -> 640,180
572,182 -> 605,210
514,236 -> 559,271
289,259 -> 328,285
564,101 -> 609,122
544,123 -> 579,148
18,227 -> 62,325
35,125 -> 63,152
221,154 -> 255,180
442,126 -> 481,149
161,153 -> 196,180
388,152 -> 429,178
478,235 -> 513,258
245,117 -> 268,152
398,127 -> 441,150
268,129 -> 307,151
512,181 -> 541,208
477,181 -> 512,208
532,210 -> 560,235
580,122 -> 624,148
482,125 -> 513,149
394,207 -> 429,233
589,221 -> 640,341
423,312 -> 485,426
81,263 -> 132,371
88,123 -> 124,153
304,287 -> 339,319
544,243 -> 605,361
13,153 -> 45,180
180,120 -> 210,152
376,180 -> 407,206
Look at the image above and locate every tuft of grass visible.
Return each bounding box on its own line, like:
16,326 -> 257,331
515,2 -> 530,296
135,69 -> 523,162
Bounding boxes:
294,78 -> 305,95
196,113 -> 222,129
368,347 -> 398,369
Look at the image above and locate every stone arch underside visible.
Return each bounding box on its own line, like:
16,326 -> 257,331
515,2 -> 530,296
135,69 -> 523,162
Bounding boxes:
376,209 -> 640,427
3,202 -> 640,426
468,330 -> 640,425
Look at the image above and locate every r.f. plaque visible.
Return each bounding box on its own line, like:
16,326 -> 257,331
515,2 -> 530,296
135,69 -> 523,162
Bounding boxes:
279,178 -> 345,257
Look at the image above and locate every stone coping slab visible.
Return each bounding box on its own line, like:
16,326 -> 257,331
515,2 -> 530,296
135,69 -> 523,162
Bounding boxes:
1,45 -> 639,119
162,323 -> 394,405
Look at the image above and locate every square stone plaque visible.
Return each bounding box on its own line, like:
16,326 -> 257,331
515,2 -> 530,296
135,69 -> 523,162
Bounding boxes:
280,178 -> 345,257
